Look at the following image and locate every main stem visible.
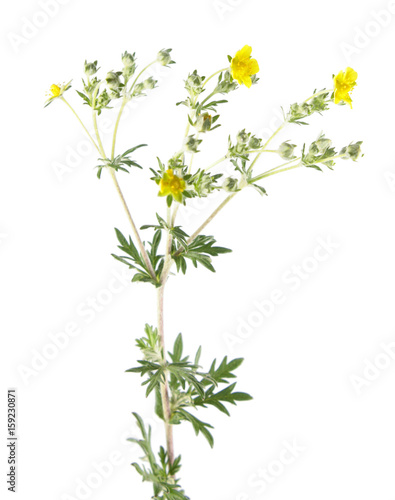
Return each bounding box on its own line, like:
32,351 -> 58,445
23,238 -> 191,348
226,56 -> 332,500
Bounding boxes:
157,284 -> 175,466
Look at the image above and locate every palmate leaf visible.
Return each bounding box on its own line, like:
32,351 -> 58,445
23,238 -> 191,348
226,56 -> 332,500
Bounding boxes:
173,234 -> 232,274
165,335 -> 252,445
95,144 -> 146,178
192,356 -> 252,416
111,228 -> 162,286
193,382 -> 252,416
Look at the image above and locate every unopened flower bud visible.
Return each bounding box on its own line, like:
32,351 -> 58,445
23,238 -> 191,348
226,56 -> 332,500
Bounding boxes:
96,89 -> 111,108
222,177 -> 239,192
183,135 -> 201,153
106,71 -> 121,91
186,71 -> 203,95
84,60 -> 99,76
133,82 -> 144,94
143,77 -> 157,90
340,141 -> 363,161
195,113 -> 212,133
157,48 -> 173,66
122,51 -> 136,68
314,136 -> 332,153
278,141 -> 297,160
248,136 -> 261,149
236,129 -> 249,145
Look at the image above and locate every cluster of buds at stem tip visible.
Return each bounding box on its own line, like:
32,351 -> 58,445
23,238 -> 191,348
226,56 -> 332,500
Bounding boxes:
84,60 -> 99,76
157,48 -> 175,67
185,70 -> 204,97
227,129 -> 262,157
214,70 -> 239,94
286,92 -> 330,124
133,77 -> 158,96
122,51 -> 136,79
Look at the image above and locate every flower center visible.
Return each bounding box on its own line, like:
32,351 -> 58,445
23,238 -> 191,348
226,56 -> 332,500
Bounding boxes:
170,178 -> 182,193
50,84 -> 61,97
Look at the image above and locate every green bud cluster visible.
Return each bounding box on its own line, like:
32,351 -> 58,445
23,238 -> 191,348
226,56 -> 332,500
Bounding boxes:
213,70 -> 238,94
122,51 -> 136,79
287,90 -> 331,125
185,70 -> 204,97
302,133 -> 338,170
228,130 -> 262,158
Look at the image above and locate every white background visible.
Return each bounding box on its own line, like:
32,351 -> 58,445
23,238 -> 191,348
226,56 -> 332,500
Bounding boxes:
1,0 -> 395,499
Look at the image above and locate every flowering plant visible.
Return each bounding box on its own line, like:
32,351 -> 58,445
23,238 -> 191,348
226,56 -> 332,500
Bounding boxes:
47,45 -> 361,499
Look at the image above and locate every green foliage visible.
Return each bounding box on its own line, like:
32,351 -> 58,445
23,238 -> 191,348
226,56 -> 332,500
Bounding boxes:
127,329 -> 211,398
95,144 -> 146,178
172,235 -> 232,274
165,334 -> 252,448
128,413 -> 189,500
111,228 -> 162,286
301,133 -> 337,171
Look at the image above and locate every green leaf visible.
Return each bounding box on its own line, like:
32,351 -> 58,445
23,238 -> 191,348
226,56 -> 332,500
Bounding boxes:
172,333 -> 183,362
172,234 -> 232,274
176,408 -> 214,448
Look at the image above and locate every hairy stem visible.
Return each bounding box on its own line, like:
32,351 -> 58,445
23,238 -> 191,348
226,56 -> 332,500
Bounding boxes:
157,285 -> 175,466
60,97 -> 100,152
173,193 -> 237,259
108,169 -> 157,281
111,61 -> 156,160
248,123 -> 286,173
203,155 -> 228,172
90,84 -> 156,282
304,88 -> 332,103
111,98 -> 128,160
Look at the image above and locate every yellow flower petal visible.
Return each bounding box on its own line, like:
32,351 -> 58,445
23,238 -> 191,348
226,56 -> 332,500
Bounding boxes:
236,45 -> 252,60
242,75 -> 252,88
344,67 -> 358,84
247,59 -> 259,75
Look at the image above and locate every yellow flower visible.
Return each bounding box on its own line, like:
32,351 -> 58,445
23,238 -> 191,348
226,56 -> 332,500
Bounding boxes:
50,84 -> 61,97
230,45 -> 259,88
333,67 -> 358,108
44,80 -> 72,107
158,169 -> 186,203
